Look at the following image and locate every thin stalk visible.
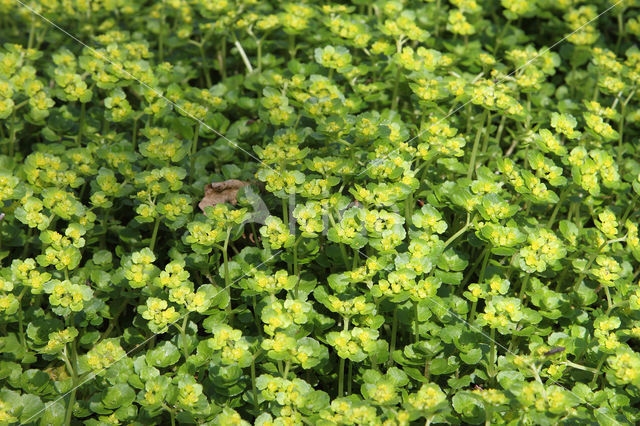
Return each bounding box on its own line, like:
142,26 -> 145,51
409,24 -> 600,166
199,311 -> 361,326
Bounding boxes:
8,112 -> 17,158
198,43 -> 212,87
256,38 -> 263,72
251,355 -> 259,411
328,213 -> 350,269
469,300 -> 478,323
488,327 -> 496,384
189,123 -> 200,184
149,216 -> 161,251
223,228 -> 233,325
131,117 -> 138,151
615,10 -> 624,53
180,312 -> 190,359
518,275 -> 530,303
621,193 -> 638,223
590,354 -> 608,387
63,342 -> 78,426
404,194 -> 413,228
494,114 -> 506,148
347,360 -> 353,395
604,286 -> 613,314
218,39 -> 227,79
27,19 -> 35,50
424,358 -> 430,382
480,111 -> 492,156
547,185 -> 570,228
434,0 -> 441,36
391,62 -> 401,111
389,306 -> 398,361
338,357 -> 346,397
573,240 -> 609,291
282,198 -> 289,231
467,110 -> 489,179
288,34 -> 296,59
443,213 -> 472,249
158,0 -> 165,62
478,245 -> 491,285
338,317 -> 349,397
17,288 -> 27,349
292,236 -> 301,278
77,102 -> 86,146
413,302 -> 419,343
233,34 -> 254,73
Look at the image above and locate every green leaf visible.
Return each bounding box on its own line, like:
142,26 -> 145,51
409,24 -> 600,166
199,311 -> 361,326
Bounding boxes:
460,348 -> 483,365
102,383 -> 136,410
146,341 -> 181,368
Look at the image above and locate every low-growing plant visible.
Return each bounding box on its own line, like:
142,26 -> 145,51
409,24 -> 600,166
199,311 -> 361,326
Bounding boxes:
1,0 -> 640,424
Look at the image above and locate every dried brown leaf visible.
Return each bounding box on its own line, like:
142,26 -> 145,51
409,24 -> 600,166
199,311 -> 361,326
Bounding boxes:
198,179 -> 250,212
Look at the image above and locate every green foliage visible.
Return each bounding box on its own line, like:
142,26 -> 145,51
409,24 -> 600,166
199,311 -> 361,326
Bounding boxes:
2,0 -> 640,425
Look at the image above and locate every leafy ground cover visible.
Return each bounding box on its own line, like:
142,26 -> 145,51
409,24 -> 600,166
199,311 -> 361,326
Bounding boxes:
2,0 -> 640,424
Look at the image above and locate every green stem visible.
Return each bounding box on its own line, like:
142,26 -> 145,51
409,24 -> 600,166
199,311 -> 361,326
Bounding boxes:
288,33 -> 296,60
615,10 -> 624,53
390,306 -> 398,361
292,236 -> 301,278
77,102 -> 86,146
434,0 -> 441,36
547,186 -> 570,228
63,342 -> 78,426
347,360 -> 353,395
338,357 -> 346,397
180,312 -> 190,359
27,19 -> 35,50
469,300 -> 478,323
338,317 -> 349,397
604,286 -> 613,314
256,38 -> 263,72
218,39 -> 227,80
562,360 -> 601,375
100,210 -> 108,249
495,114 -> 506,148
251,355 -> 259,411
190,123 -> 200,184
328,213 -> 350,269
391,62 -> 401,111
198,43 -> 212,87
158,0 -> 165,62
223,228 -> 233,325
443,214 -> 472,249
573,240 -> 608,291
233,33 -> 254,73
488,327 -> 496,384
8,112 -> 17,158
131,117 -> 138,151
404,194 -> 414,229
17,288 -> 27,349
411,301 -> 418,344
283,360 -> 291,379
478,245 -> 491,285
282,198 -> 289,231
590,353 -> 608,387
480,111 -> 492,156
149,216 -> 161,251
518,275 -> 530,304
621,193 -> 638,223
467,110 -> 489,179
